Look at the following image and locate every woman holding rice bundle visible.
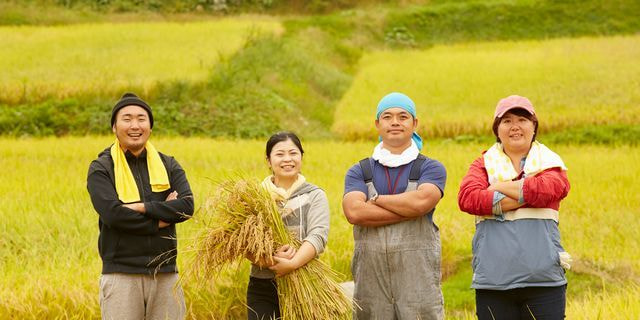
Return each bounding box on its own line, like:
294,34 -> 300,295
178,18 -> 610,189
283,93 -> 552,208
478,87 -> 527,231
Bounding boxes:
247,131 -> 330,320
458,95 -> 571,320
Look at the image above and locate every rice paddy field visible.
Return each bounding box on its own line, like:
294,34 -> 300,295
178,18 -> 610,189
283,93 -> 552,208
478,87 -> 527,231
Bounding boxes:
0,18 -> 281,104
1,137 -> 639,319
332,35 -> 640,139
2,9 -> 640,318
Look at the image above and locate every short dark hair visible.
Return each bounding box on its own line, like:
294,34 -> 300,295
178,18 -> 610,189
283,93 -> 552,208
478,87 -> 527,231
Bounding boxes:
265,131 -> 304,159
492,108 -> 538,143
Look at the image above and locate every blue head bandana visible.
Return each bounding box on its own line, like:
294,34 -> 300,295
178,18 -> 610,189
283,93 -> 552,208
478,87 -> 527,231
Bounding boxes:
376,92 -> 423,150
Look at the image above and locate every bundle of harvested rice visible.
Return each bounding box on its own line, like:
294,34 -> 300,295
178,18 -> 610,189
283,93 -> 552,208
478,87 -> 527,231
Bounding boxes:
188,179 -> 353,320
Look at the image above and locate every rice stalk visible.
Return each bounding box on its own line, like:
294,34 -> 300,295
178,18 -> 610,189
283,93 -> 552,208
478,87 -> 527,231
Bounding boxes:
186,178 -> 353,319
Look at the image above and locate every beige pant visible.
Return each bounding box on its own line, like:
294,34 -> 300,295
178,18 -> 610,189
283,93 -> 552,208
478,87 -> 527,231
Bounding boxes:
100,273 -> 186,320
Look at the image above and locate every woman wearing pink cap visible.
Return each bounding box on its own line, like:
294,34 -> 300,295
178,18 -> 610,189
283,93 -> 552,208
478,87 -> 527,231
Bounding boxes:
458,95 -> 571,319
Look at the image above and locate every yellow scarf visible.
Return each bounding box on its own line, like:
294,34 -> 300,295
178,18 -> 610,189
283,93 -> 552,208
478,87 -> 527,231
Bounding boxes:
111,139 -> 170,203
261,174 -> 306,202
483,141 -> 567,184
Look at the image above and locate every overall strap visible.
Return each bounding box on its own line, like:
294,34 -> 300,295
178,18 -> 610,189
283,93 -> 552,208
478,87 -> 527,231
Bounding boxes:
358,158 -> 378,199
406,154 -> 432,220
409,154 -> 427,182
359,157 -> 373,183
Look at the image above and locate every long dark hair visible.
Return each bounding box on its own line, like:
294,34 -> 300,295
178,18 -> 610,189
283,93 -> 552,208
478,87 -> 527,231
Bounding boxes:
265,131 -> 304,159
492,108 -> 539,143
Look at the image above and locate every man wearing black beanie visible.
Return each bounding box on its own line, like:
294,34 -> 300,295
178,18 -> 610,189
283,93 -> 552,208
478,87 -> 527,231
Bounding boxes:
111,92 -> 154,129
87,92 -> 194,319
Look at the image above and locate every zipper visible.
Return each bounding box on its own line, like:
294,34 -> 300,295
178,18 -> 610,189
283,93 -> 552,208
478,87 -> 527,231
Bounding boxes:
134,156 -> 146,202
133,156 -> 152,264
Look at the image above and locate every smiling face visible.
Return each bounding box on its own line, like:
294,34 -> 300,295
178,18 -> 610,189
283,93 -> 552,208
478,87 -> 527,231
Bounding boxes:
497,111 -> 536,151
112,105 -> 151,155
375,107 -> 417,151
267,139 -> 302,180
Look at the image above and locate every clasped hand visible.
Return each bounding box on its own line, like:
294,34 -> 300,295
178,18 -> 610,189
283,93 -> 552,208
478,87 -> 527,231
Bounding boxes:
247,244 -> 298,277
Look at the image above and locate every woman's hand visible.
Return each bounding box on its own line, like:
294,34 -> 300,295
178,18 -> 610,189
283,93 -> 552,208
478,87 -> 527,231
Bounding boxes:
274,244 -> 297,259
245,252 -> 274,268
268,244 -> 298,276
245,244 -> 295,268
269,256 -> 299,277
269,241 -> 318,277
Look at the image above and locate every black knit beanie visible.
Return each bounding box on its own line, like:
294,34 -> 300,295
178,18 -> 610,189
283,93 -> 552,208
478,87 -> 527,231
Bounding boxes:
111,93 -> 154,128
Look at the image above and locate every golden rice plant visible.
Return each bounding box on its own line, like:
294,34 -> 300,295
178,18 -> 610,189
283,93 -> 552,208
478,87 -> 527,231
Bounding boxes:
332,35 -> 640,139
186,178 -> 353,319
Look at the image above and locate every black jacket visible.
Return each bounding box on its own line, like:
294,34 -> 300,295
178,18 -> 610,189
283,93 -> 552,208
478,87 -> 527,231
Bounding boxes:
87,146 -> 194,274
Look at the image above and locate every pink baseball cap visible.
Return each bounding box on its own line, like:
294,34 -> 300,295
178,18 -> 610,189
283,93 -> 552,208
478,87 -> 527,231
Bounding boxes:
494,95 -> 535,118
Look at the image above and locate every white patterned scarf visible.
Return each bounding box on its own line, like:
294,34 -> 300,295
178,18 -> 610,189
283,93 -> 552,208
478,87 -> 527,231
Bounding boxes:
484,141 -> 567,184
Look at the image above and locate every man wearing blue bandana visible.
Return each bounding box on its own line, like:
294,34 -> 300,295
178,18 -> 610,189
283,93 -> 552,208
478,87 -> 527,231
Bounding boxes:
342,92 -> 447,319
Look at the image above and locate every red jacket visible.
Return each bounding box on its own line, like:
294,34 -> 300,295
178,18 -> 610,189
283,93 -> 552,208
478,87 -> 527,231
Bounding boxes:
458,156 -> 570,216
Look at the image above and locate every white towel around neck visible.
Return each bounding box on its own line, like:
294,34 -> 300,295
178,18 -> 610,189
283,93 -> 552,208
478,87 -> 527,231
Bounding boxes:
372,140 -> 420,167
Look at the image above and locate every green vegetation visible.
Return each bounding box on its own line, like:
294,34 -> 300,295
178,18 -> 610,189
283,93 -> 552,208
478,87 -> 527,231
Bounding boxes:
1,137 -> 638,318
386,0 -> 640,47
0,0 -> 420,24
148,29 -> 353,138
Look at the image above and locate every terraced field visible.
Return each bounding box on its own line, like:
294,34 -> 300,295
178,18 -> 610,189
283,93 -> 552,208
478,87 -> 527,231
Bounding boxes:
333,35 -> 640,139
0,18 -> 281,104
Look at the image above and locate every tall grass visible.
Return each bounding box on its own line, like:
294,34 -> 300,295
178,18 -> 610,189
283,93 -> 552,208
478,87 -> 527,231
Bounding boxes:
332,35 -> 640,140
1,137 -> 638,318
0,19 -> 281,104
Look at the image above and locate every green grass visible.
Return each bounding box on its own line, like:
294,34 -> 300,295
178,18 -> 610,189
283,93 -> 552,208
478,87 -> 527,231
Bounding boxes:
385,0 -> 640,47
0,18 -> 281,104
0,0 -> 425,20
1,136 -> 638,318
332,35 -> 640,140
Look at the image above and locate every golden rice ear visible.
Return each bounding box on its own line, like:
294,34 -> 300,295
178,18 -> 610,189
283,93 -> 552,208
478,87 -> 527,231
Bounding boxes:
181,178 -> 354,319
